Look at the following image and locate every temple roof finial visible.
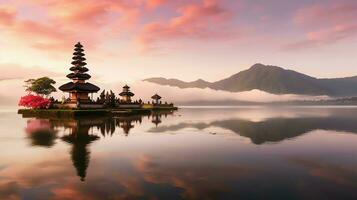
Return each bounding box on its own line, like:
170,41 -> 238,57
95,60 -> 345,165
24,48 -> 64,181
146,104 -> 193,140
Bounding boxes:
75,42 -> 83,48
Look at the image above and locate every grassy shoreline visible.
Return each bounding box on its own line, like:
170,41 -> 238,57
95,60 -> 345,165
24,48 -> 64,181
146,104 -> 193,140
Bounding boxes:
18,107 -> 178,118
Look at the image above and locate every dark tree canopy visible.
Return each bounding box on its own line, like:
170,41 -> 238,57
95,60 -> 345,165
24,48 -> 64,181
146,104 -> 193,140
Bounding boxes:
25,77 -> 57,96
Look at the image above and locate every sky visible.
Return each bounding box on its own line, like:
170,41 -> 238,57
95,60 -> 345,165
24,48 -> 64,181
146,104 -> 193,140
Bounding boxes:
1,0 -> 357,83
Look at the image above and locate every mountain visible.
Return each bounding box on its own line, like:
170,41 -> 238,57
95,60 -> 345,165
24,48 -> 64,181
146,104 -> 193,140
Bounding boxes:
319,76 -> 357,96
144,78 -> 211,89
144,63 -> 357,97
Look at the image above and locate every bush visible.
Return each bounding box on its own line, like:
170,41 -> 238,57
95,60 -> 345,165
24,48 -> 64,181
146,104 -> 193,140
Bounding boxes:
19,94 -> 51,109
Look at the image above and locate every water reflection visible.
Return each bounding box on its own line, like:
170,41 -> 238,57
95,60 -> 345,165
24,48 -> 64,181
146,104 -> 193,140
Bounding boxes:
26,119 -> 57,147
23,110 -> 175,182
149,113 -> 357,144
6,107 -> 357,199
62,132 -> 99,181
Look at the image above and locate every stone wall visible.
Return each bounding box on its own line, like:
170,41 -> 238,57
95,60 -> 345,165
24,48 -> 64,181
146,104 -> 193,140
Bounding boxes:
53,103 -> 104,109
53,103 -> 77,109
117,104 -> 142,109
80,104 -> 104,109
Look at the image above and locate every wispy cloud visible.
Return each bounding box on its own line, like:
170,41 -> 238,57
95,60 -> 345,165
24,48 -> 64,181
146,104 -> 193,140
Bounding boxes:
0,0 -> 147,55
0,6 -> 16,25
137,0 -> 245,51
0,63 -> 61,80
285,0 -> 357,50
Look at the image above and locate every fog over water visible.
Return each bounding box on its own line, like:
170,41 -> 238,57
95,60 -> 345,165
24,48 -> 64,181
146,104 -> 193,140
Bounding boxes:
0,79 -> 329,106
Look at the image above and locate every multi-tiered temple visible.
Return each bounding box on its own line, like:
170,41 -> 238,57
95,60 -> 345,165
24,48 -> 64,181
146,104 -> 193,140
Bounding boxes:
59,42 -> 100,103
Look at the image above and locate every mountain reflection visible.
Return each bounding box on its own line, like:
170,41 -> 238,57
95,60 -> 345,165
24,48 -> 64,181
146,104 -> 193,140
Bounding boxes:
149,114 -> 357,144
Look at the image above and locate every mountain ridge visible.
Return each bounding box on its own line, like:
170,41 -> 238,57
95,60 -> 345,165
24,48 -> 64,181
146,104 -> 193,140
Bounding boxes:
144,63 -> 357,97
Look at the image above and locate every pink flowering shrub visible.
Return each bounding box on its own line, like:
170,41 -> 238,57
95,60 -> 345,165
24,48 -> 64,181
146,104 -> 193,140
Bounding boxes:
19,94 -> 51,109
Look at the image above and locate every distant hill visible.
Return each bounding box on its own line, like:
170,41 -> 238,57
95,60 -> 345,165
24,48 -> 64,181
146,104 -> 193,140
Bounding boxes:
144,63 -> 357,97
144,78 -> 211,89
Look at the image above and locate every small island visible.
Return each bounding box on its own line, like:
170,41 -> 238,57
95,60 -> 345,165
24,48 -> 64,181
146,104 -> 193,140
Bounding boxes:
18,42 -> 177,118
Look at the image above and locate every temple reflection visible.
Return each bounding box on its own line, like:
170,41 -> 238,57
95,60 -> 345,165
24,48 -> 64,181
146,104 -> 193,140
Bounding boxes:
96,115 -> 143,137
51,117 -> 103,181
151,114 -> 162,127
62,131 -> 99,181
23,110 -> 175,181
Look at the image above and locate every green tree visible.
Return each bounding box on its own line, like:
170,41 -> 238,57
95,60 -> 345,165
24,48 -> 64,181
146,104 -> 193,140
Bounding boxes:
25,77 -> 57,96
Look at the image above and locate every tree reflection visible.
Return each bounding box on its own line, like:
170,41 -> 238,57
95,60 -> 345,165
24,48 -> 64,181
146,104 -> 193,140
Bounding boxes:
25,119 -> 57,147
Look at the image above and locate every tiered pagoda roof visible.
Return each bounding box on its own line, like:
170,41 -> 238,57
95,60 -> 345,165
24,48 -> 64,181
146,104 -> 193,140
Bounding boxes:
151,94 -> 162,100
119,85 -> 135,97
59,42 -> 100,93
59,82 -> 100,92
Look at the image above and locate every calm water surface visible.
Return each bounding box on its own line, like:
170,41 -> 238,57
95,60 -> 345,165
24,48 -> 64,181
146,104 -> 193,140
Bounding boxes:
1,107 -> 357,199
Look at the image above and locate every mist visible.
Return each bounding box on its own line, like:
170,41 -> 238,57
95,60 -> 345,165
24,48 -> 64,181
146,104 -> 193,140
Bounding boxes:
0,79 -> 330,106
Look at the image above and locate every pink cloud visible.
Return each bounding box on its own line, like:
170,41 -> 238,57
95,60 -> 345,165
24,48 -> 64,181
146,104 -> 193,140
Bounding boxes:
1,0 -> 245,54
0,6 -> 16,26
0,0 -> 147,55
37,0 -> 141,28
146,0 -> 167,9
46,1 -> 110,27
294,1 -> 357,28
1,17 -> 76,52
0,63 -> 61,80
285,0 -> 357,50
137,0 -> 243,51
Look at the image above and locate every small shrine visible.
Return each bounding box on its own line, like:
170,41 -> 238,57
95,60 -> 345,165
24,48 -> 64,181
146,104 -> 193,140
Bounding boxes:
151,93 -> 162,104
119,85 -> 135,103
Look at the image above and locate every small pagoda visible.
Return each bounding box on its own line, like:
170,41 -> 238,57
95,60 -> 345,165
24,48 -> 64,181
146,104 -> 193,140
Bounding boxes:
59,42 -> 100,103
151,93 -> 161,104
119,85 -> 135,103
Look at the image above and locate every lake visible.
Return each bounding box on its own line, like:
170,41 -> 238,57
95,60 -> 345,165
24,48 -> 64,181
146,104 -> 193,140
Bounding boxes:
1,106 -> 357,199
